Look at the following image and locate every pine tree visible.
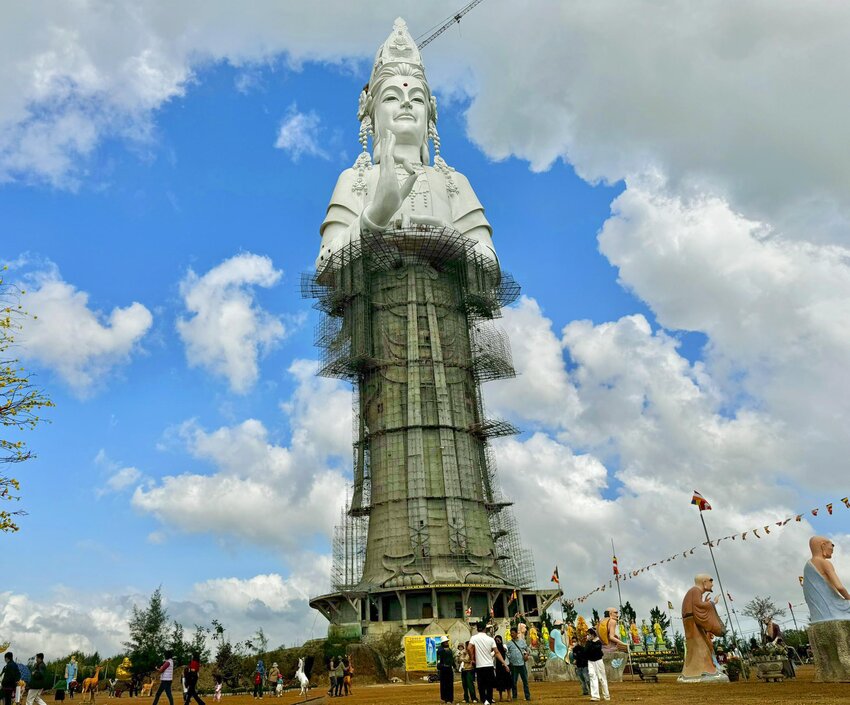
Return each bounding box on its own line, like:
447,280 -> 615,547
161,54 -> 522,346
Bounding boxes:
125,587 -> 170,674
650,605 -> 670,628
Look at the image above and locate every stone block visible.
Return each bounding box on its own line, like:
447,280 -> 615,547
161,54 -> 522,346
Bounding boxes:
543,658 -> 569,681
809,619 -> 850,682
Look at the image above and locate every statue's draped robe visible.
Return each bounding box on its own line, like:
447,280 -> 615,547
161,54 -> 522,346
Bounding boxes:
804,560 -> 850,623
681,587 -> 725,677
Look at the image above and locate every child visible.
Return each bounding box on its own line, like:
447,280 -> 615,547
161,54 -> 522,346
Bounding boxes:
213,676 -> 222,703
585,628 -> 610,702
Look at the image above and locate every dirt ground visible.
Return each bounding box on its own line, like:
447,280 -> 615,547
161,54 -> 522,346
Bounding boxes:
102,665 -> 848,704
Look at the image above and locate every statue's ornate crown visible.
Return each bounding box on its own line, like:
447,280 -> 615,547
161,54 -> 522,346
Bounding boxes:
369,17 -> 425,85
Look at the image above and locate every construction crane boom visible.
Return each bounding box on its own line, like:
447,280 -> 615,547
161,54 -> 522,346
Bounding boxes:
416,0 -> 486,49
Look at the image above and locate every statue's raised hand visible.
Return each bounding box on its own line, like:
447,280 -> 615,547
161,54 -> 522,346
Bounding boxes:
362,130 -> 419,229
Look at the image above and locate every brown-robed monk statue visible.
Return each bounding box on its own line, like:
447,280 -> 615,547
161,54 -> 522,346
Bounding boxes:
678,573 -> 729,682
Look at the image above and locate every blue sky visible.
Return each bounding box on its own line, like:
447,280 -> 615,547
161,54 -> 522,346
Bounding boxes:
2,2 -> 850,655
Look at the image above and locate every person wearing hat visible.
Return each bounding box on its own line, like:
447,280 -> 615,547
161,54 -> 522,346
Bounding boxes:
266,664 -> 280,696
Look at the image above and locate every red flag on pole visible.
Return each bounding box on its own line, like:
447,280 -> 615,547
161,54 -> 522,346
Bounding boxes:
551,566 -> 560,584
612,555 -> 619,576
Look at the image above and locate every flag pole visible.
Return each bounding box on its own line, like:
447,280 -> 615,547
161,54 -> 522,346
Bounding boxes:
788,602 -> 800,632
730,605 -> 746,652
611,538 -> 636,682
698,510 -> 739,649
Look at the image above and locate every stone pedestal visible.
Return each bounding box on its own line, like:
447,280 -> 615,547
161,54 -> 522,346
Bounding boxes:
543,658 -> 569,681
603,653 -> 627,682
809,619 -> 850,682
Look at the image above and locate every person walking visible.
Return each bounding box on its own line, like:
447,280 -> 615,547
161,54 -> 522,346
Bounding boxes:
468,622 -> 510,705
212,676 -> 222,703
585,629 -> 610,702
151,651 -> 175,705
459,642 -> 476,703
26,654 -> 48,705
183,653 -> 204,705
570,638 -> 590,696
506,627 -> 531,701
437,641 -> 454,704
1,653 -> 21,705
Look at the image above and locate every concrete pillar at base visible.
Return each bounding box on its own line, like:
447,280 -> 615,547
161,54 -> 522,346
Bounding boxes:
809,620 -> 850,682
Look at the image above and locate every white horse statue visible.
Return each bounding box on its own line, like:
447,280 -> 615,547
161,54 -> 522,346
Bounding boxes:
295,658 -> 309,698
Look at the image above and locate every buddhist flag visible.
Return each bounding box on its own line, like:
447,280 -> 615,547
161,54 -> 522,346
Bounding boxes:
799,576 -> 804,586
612,555 -> 620,576
727,592 -> 733,602
465,606 -> 472,616
842,497 -> 850,509
667,601 -> 674,611
691,490 -> 712,511
827,503 -> 833,515
812,508 -> 819,517
551,566 -> 560,584
509,590 -> 517,604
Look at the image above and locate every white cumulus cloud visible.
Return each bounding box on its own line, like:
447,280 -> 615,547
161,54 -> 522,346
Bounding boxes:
274,104 -> 328,161
13,266 -> 152,396
176,253 -> 285,393
133,360 -> 351,555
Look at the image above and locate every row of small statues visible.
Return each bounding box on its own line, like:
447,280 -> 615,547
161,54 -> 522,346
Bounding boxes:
496,615 -> 666,665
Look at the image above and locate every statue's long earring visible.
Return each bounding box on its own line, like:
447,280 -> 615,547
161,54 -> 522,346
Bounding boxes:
353,116 -> 373,195
430,121 -> 458,195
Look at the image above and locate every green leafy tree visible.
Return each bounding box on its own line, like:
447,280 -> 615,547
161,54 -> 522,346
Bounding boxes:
672,630 -> 684,653
244,627 -> 268,657
211,620 -> 245,687
620,601 -> 637,625
125,587 -> 170,674
368,629 -> 405,681
561,600 -> 578,624
591,609 -> 600,625
742,596 -> 786,641
168,621 -> 189,666
1,275 -> 54,532
188,625 -> 210,662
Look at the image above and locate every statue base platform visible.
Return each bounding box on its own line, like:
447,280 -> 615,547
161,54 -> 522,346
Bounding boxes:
543,658 -> 569,681
603,652 -> 627,682
809,619 -> 850,682
677,672 -> 729,684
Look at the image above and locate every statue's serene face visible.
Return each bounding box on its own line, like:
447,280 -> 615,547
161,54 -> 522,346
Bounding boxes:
823,540 -> 835,558
701,576 -> 715,592
374,75 -> 428,148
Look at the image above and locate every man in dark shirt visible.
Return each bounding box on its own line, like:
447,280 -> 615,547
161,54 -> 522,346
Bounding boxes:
570,638 -> 591,696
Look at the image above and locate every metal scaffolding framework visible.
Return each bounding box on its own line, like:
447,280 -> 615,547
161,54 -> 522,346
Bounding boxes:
306,225 -> 535,603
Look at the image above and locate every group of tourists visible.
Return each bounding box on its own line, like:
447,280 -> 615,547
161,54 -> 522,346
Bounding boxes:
325,657 -> 353,697
436,622 -> 532,705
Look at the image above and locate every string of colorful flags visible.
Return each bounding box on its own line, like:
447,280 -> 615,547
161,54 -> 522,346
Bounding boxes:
566,493 -> 849,604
